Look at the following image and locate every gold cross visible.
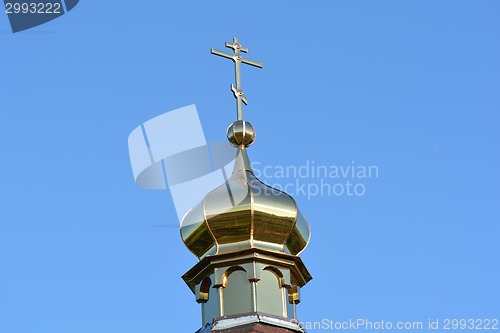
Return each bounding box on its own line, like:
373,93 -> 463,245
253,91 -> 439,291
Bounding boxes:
211,38 -> 263,121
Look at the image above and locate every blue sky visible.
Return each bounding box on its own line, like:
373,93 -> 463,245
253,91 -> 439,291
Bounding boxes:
0,1 -> 499,332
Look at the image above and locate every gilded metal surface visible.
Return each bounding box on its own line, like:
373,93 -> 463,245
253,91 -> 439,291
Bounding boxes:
180,147 -> 311,259
180,201 -> 216,258
211,37 -> 262,121
285,211 -> 311,256
227,120 -> 256,147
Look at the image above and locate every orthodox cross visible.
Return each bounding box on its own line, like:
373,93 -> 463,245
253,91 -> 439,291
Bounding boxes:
211,38 -> 263,121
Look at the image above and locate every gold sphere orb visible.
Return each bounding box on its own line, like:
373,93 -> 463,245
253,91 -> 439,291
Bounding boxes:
226,120 -> 256,147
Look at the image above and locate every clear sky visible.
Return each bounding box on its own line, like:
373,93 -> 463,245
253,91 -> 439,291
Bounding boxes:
0,1 -> 499,332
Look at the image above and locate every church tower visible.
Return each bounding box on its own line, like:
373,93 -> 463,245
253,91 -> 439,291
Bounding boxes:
180,38 -> 312,333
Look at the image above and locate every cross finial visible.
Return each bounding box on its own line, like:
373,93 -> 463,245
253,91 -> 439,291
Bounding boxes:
211,38 -> 263,121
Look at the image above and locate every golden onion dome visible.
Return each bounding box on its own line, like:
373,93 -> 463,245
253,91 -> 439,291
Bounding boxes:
180,121 -> 311,259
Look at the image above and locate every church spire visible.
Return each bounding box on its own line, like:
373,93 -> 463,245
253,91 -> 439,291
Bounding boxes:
181,38 -> 312,333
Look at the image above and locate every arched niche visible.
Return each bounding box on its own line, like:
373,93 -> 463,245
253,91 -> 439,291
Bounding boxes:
197,277 -> 212,303
256,267 -> 286,317
222,266 -> 252,315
